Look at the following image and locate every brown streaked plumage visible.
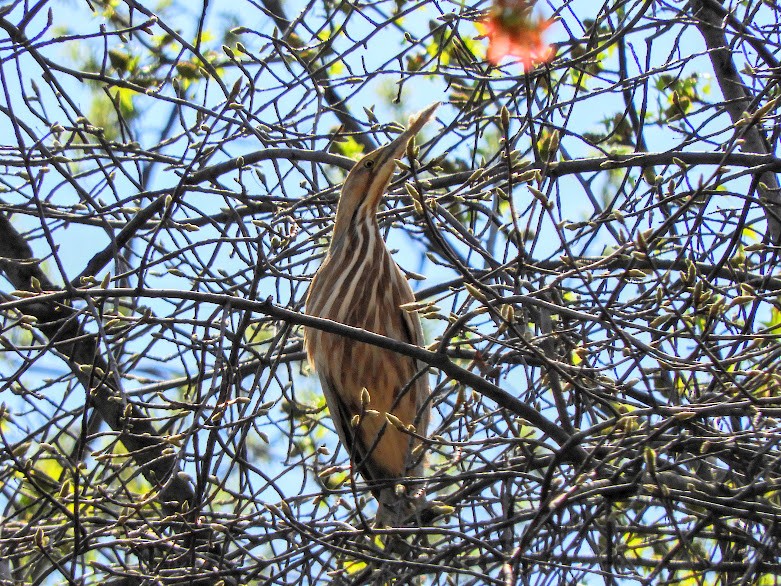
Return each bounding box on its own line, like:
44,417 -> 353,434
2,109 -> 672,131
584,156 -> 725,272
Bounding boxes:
305,104 -> 438,526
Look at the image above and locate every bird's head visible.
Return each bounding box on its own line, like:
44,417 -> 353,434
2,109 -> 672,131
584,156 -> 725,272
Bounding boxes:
331,103 -> 439,247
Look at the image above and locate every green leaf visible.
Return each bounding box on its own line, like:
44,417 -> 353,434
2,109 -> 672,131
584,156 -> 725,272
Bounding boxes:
332,135 -> 365,159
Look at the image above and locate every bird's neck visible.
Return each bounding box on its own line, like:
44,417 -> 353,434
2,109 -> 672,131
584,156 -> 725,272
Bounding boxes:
330,205 -> 380,255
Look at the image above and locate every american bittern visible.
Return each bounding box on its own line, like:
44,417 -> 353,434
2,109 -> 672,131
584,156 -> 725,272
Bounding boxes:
305,104 -> 437,526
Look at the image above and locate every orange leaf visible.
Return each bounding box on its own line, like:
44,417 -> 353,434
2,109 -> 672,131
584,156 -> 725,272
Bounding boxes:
482,0 -> 554,69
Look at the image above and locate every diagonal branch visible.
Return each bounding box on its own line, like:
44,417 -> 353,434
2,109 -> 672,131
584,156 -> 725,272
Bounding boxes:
0,284 -> 589,466
691,0 -> 781,243
0,213 -> 195,513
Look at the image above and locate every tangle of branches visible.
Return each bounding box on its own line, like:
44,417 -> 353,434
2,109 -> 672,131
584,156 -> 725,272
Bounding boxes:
1,0 -> 781,584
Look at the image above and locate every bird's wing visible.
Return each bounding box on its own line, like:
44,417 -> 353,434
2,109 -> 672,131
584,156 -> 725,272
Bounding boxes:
319,373 -> 393,496
398,302 -> 422,346
319,373 -> 358,460
396,291 -> 431,424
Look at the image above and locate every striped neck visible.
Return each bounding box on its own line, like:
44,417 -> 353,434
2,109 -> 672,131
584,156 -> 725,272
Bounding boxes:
329,203 -> 381,256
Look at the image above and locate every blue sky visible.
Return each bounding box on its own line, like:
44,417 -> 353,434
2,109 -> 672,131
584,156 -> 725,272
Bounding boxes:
1,0 -> 777,582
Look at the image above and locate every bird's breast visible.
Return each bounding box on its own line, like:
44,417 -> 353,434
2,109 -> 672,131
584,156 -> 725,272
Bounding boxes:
301,107 -> 437,484
304,224 -> 427,473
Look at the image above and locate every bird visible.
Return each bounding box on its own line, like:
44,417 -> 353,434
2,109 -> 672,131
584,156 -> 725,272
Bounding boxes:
304,103 -> 438,527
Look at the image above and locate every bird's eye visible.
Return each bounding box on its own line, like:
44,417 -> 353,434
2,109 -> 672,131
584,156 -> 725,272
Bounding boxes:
364,159 -> 375,169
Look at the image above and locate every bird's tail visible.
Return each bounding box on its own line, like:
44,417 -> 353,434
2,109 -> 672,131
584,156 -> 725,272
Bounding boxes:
375,482 -> 426,528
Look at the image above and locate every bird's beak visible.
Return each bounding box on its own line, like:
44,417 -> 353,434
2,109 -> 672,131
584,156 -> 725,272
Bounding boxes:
376,102 -> 439,169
